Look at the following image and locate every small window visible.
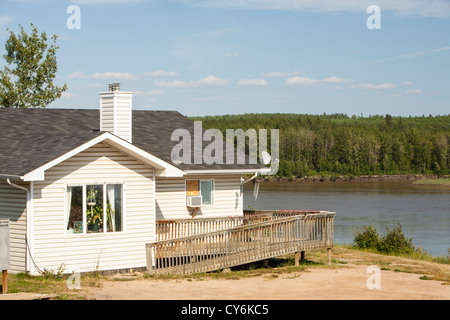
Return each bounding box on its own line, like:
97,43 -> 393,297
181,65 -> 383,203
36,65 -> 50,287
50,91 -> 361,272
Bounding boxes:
66,186 -> 83,234
186,179 -> 214,206
66,183 -> 124,235
106,184 -> 123,232
200,180 -> 213,205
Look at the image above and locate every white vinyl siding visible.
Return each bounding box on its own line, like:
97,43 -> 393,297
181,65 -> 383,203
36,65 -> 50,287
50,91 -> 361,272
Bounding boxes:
31,142 -> 154,274
156,175 -> 242,220
0,179 -> 27,273
100,92 -> 132,143
115,95 -> 132,143
100,96 -> 114,133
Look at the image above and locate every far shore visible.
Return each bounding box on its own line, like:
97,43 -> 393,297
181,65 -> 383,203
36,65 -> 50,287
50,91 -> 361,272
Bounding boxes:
259,174 -> 450,183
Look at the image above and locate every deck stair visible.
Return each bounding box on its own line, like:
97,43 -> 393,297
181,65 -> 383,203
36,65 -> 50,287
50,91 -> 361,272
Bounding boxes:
146,210 -> 335,276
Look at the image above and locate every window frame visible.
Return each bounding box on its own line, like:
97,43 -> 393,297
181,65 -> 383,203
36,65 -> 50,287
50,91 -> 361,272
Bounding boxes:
65,182 -> 126,236
185,179 -> 215,207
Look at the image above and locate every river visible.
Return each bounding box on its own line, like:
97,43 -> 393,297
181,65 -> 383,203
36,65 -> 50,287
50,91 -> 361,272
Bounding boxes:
243,181 -> 450,257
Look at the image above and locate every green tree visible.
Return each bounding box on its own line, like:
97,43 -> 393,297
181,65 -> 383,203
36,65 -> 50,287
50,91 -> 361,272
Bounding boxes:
0,23 -> 67,108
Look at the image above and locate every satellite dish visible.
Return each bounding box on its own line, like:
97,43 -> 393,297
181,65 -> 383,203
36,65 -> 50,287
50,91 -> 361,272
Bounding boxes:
261,151 -> 271,165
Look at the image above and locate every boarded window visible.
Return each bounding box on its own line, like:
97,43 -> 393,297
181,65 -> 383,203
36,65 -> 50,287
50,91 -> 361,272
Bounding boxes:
186,179 -> 214,206
186,180 -> 199,196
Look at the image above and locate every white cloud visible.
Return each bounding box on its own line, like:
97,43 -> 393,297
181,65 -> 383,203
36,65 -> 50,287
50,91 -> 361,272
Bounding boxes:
286,76 -> 350,86
353,83 -> 398,90
145,70 -> 179,77
0,16 -> 14,34
155,75 -> 229,88
286,74 -> 397,90
405,89 -> 422,94
371,46 -> 450,63
61,92 -> 76,99
322,76 -> 350,84
262,71 -> 299,77
286,76 -> 320,86
195,75 -> 229,86
238,79 -> 267,86
69,71 -> 136,80
402,81 -> 413,85
178,0 -> 450,18
134,89 -> 165,96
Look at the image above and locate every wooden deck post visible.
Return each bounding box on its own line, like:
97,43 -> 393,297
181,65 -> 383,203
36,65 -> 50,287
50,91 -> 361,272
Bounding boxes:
295,252 -> 300,266
2,270 -> 7,294
327,248 -> 332,265
261,259 -> 269,268
145,245 -> 154,275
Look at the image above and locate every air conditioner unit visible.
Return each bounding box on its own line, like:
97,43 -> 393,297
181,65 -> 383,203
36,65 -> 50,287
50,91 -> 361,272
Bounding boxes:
187,196 -> 202,207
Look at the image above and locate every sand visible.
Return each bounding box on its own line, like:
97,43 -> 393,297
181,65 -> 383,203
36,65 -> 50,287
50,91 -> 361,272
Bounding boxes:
85,263 -> 449,300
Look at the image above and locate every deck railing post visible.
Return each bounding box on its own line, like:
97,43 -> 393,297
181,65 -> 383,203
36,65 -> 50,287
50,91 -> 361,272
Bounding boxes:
145,244 -> 154,275
295,251 -> 300,266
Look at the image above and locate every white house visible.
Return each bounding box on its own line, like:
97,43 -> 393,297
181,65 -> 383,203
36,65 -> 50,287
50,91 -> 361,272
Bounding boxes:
0,85 -> 269,275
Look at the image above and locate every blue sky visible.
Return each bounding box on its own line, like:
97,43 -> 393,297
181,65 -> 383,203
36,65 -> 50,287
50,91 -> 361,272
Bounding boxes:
0,0 -> 449,117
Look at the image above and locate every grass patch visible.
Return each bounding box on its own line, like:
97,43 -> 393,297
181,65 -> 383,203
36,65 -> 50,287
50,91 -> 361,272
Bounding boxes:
413,178 -> 450,186
333,245 -> 450,284
5,271 -> 104,300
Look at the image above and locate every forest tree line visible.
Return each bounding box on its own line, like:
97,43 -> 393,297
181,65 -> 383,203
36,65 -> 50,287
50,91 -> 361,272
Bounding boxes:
190,113 -> 450,177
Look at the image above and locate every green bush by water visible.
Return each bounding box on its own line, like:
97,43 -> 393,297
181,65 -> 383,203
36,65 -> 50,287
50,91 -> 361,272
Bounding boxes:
353,223 -> 417,255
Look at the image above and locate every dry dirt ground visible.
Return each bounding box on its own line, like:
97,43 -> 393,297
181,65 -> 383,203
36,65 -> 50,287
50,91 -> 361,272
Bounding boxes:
84,248 -> 450,300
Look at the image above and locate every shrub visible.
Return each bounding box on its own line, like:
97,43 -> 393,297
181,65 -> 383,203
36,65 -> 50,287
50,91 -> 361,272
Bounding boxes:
353,223 -> 417,255
377,223 -> 416,255
353,225 -> 380,250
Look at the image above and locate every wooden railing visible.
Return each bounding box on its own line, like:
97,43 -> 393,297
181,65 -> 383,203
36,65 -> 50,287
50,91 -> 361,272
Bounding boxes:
147,211 -> 335,276
156,210 -> 321,241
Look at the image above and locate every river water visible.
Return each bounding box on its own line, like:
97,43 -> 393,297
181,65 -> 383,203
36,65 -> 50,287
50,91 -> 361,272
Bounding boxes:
243,181 -> 450,257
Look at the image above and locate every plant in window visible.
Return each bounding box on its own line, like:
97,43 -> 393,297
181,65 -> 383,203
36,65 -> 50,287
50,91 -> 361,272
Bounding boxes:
87,187 -> 103,232
87,205 -> 103,232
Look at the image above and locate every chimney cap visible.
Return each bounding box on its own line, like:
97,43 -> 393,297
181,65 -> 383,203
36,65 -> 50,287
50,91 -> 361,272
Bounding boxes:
108,83 -> 121,92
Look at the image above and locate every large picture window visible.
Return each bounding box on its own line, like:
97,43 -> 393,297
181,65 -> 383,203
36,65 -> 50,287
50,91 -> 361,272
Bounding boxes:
66,184 -> 123,234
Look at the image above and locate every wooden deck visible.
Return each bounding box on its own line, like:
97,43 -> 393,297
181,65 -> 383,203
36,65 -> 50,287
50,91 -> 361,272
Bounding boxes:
146,210 -> 335,276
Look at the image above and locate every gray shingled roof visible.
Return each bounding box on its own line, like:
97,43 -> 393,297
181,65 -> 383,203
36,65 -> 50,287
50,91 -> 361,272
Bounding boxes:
0,108 -> 266,176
